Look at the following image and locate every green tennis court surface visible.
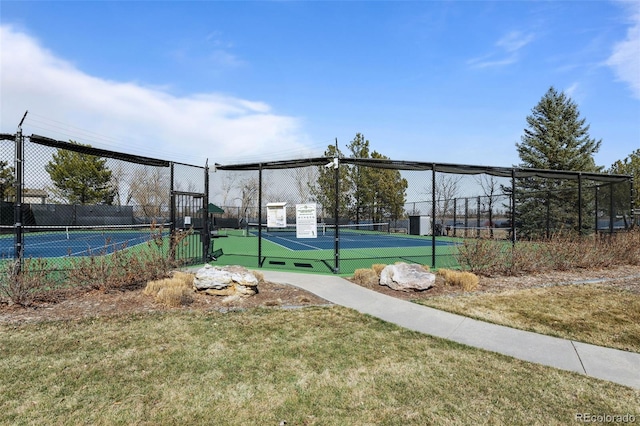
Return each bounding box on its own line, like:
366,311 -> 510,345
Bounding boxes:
209,226 -> 462,275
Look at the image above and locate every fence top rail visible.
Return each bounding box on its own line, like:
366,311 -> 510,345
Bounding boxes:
28,134 -> 171,168
215,156 -> 632,182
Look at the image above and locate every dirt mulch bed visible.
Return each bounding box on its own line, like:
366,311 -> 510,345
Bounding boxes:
351,265 -> 640,301
0,280 -> 331,325
1,265 -> 639,325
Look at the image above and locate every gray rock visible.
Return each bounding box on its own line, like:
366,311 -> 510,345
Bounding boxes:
379,263 -> 435,292
193,264 -> 259,297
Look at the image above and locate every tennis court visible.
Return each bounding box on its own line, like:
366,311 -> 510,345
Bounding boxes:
210,223 -> 461,274
244,223 -> 458,251
0,224 -> 170,259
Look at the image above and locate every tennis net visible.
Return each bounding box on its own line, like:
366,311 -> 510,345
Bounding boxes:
245,222 -> 390,237
0,222 -> 170,238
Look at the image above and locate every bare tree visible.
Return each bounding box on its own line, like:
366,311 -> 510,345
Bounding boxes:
129,166 -> 170,220
217,173 -> 238,208
110,163 -> 132,206
239,176 -> 259,223
292,167 -> 318,203
425,174 -> 462,227
475,174 -> 501,238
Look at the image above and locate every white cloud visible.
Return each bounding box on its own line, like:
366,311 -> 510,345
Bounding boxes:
496,31 -> 535,53
564,82 -> 580,98
606,1 -> 640,99
0,25 -> 315,165
467,54 -> 518,69
468,31 -> 534,69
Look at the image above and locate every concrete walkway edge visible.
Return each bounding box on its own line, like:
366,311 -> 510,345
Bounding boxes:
261,270 -> 640,390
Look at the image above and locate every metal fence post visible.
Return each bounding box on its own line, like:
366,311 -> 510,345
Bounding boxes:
258,164 -> 263,267
334,157 -> 340,274
631,177 -> 636,227
13,128 -> 24,271
431,164 -> 436,268
203,162 -> 210,264
169,162 -> 176,260
595,185 -> 600,235
578,173 -> 583,235
609,182 -> 615,234
510,168 -> 516,244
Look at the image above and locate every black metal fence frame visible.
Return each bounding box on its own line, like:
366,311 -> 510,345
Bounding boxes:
1,131 -> 210,270
1,129 -> 634,275
217,156 -> 634,273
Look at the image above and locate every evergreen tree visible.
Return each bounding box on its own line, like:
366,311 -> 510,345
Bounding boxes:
310,142 -> 350,221
515,87 -> 602,238
369,151 -> 407,225
610,149 -> 639,208
45,142 -> 116,205
0,160 -> 15,202
609,149 -> 640,227
311,134 -> 408,226
346,133 -> 372,223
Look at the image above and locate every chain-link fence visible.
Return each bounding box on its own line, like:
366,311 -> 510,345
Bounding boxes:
208,158 -> 634,275
0,132 -> 634,277
0,134 -> 209,269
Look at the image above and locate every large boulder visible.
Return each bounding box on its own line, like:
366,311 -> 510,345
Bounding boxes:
193,264 -> 259,297
379,263 -> 435,292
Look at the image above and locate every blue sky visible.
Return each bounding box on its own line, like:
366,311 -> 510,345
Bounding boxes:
1,1 -> 638,169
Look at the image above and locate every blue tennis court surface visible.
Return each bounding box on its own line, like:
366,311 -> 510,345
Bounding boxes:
250,229 -> 458,251
0,229 -> 169,259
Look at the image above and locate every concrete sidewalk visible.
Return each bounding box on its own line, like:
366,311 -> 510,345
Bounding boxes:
261,270 -> 640,390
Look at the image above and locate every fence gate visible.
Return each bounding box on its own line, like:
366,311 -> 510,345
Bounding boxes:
171,191 -> 208,265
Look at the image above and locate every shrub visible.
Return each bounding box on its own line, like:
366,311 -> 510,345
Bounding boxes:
0,259 -> 56,307
456,228 -> 640,277
455,239 -> 503,275
610,229 -> 640,265
66,229 -> 186,292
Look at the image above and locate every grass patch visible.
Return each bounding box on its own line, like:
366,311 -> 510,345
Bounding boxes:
417,284 -> 640,352
436,268 -> 480,292
144,271 -> 196,307
1,307 -> 638,425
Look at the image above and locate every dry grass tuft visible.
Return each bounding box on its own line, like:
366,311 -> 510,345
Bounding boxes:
156,286 -> 194,307
371,264 -> 387,277
144,273 -> 194,307
353,268 -> 380,287
437,269 -> 479,292
436,269 -> 456,284
457,272 -> 479,291
171,271 -> 194,287
143,279 -> 167,296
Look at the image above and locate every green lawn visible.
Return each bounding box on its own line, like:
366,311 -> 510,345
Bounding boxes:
1,307 -> 638,425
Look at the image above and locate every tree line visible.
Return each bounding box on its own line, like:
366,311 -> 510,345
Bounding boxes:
0,142 -> 171,221
309,86 -> 638,237
1,86 -> 638,239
